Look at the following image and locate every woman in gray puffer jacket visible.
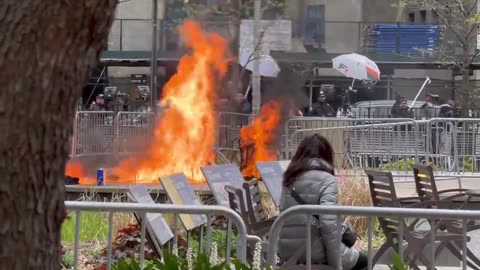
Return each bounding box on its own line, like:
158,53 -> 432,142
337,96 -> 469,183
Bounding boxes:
278,134 -> 367,270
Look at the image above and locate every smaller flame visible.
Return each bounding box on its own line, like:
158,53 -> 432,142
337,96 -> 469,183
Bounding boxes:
240,101 -> 282,178
65,161 -> 95,185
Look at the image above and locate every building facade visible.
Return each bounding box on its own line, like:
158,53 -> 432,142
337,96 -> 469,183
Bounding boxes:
98,0 -> 480,105
285,0 -> 401,54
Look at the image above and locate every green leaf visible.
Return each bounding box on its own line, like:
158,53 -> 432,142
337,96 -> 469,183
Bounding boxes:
113,260 -> 131,270
153,259 -> 168,270
231,259 -> 251,270
390,253 -> 408,270
163,253 -> 180,270
194,253 -> 211,270
131,259 -> 141,270
211,262 -> 227,270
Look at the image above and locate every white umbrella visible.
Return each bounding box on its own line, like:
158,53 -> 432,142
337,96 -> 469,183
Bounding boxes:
239,49 -> 280,78
332,53 -> 380,81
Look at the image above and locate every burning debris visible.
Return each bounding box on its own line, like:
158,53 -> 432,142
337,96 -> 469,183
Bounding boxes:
65,160 -> 95,185
239,101 -> 282,179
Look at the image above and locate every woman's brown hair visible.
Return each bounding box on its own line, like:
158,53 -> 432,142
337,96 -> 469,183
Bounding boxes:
283,134 -> 335,186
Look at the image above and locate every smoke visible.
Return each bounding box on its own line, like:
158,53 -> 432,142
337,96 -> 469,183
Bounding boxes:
262,63 -> 310,108
261,63 -> 310,156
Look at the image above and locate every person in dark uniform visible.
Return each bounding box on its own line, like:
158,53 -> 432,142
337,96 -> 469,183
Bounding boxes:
309,91 -> 335,117
391,97 -> 413,118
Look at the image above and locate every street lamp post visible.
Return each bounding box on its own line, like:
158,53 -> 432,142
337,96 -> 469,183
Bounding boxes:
252,0 -> 262,114
150,0 -> 159,113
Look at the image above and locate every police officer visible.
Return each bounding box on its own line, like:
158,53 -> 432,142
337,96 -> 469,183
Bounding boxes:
309,91 -> 335,117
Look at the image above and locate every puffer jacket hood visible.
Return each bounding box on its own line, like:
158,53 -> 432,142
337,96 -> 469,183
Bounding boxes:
278,159 -> 359,269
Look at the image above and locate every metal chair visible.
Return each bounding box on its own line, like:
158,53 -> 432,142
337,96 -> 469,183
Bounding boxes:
243,179 -> 276,223
413,164 -> 480,269
225,184 -> 273,237
413,164 -> 469,205
366,170 -> 467,269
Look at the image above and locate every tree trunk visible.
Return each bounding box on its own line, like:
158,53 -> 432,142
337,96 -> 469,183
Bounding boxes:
0,1 -> 117,269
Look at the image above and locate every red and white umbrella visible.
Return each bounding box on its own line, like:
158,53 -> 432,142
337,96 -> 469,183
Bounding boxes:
332,53 -> 380,81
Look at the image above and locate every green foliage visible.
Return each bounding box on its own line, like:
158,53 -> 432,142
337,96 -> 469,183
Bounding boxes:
371,217 -> 387,248
380,159 -> 416,171
461,157 -> 479,172
231,259 -> 254,270
466,13 -> 480,25
112,259 -> 159,270
190,230 -> 238,257
389,253 -> 409,270
62,251 -> 75,269
62,212 -> 109,243
380,159 -> 438,172
111,252 -> 254,270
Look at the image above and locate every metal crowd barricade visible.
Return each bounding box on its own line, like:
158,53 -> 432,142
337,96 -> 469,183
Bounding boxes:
426,118 -> 480,174
266,205 -> 479,270
72,111 -> 115,157
115,111 -> 155,155
216,112 -> 253,151
65,201 -> 251,270
284,118 -> 423,174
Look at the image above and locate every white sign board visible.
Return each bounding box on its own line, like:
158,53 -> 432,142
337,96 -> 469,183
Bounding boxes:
239,19 -> 292,53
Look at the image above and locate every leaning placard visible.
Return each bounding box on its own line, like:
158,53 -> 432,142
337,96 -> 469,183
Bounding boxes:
160,173 -> 206,231
256,161 -> 290,207
128,185 -> 174,245
200,165 -> 245,207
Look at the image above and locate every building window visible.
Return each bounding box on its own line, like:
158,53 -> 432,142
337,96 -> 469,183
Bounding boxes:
420,10 -> 427,23
303,5 -> 325,46
408,12 -> 415,23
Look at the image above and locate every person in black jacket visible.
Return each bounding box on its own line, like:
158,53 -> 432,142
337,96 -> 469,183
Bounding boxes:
309,91 -> 335,117
391,97 -> 413,118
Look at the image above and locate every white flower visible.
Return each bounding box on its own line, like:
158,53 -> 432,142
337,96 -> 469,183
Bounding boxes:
186,247 -> 194,270
251,241 -> 262,270
209,242 -> 219,266
172,244 -> 178,257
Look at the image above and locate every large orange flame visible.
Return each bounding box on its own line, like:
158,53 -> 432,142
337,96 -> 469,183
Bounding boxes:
240,101 -> 282,178
65,161 -> 95,185
109,21 -> 228,184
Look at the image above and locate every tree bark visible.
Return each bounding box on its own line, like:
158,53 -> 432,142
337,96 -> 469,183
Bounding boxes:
0,1 -> 117,269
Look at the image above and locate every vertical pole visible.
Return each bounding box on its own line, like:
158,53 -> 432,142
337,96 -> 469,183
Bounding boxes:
387,75 -> 392,100
151,0 -> 159,113
252,0 -> 262,114
395,22 -> 401,54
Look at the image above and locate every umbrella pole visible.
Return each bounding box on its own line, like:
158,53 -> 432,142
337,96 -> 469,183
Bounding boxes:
350,78 -> 356,90
244,81 -> 252,99
411,76 -> 431,109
